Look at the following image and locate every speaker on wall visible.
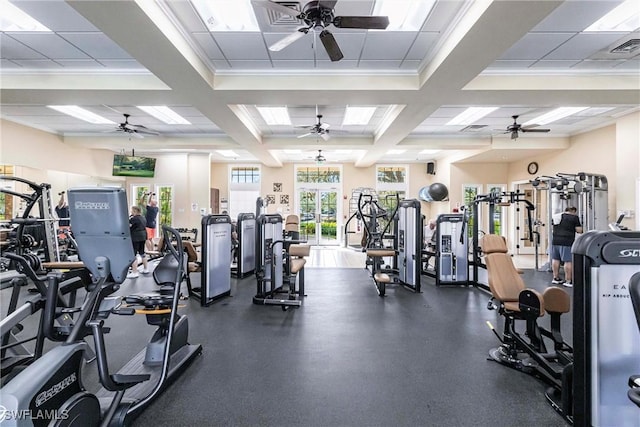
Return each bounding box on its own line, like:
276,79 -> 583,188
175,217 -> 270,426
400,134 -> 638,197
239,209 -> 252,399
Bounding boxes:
426,161 -> 436,175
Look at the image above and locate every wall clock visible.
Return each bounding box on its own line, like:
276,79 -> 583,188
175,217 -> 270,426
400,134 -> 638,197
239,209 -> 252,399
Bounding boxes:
527,162 -> 539,175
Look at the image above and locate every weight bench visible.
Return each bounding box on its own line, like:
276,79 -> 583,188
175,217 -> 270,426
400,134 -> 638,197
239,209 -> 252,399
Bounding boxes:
287,244 -> 310,298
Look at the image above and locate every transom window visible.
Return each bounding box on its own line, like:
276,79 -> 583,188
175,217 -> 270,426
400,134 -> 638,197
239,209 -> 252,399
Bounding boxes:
231,166 -> 260,184
296,166 -> 341,184
377,166 -> 406,184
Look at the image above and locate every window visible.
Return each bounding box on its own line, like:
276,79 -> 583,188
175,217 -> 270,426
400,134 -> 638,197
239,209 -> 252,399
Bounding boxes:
229,165 -> 261,218
231,166 -> 260,184
487,184 -> 506,235
296,166 -> 341,184
377,166 -> 406,184
463,184 -> 482,238
376,165 -> 409,233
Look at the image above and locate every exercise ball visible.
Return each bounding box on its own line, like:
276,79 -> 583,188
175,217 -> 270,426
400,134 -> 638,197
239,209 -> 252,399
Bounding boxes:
419,186 -> 433,202
428,182 -> 449,201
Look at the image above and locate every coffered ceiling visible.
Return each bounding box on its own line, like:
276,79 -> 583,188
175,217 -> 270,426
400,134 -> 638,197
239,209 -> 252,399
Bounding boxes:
1,0 -> 639,166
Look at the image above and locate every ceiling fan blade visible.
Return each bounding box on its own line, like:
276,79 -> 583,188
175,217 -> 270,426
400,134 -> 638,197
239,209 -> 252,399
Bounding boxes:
320,132 -> 330,141
521,128 -> 550,133
297,132 -> 313,138
251,0 -> 301,18
294,124 -> 314,129
131,131 -> 145,139
320,122 -> 330,130
319,30 -> 343,62
269,30 -> 306,52
135,130 -> 160,136
333,16 -> 390,29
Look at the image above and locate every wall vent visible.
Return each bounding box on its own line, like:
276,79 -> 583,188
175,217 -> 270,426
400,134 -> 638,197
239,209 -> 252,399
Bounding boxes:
610,39 -> 640,54
268,2 -> 302,26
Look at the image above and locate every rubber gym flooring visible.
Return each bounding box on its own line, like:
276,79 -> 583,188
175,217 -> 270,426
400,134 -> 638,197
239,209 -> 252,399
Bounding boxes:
1,263 -> 572,427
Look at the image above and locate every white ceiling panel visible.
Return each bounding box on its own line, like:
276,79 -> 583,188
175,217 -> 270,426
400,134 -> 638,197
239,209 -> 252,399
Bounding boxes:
192,33 -> 225,60
0,59 -> 20,68
488,60 -> 537,69
422,1 -> 467,32
615,59 -> 640,70
544,33 -> 629,60
572,59 -> 627,69
529,59 -> 581,69
212,33 -> 270,60
54,59 -> 105,69
59,33 -> 133,59
8,33 -> 90,59
165,0 -> 208,32
13,0 -> 100,32
400,60 -> 421,70
1,34 -> 45,59
361,32 -> 417,60
357,60 -> 402,69
315,60 -> 359,68
272,60 -> 317,69
97,60 -> 146,69
531,1 -> 624,32
228,60 -> 273,69
10,59 -> 63,68
499,33 -> 575,60
332,0 -> 375,17
405,32 -> 439,60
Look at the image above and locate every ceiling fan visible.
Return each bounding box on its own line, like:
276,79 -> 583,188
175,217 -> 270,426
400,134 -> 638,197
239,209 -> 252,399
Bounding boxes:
313,149 -> 326,163
296,113 -> 331,141
501,115 -> 550,140
252,0 -> 390,61
113,114 -> 160,138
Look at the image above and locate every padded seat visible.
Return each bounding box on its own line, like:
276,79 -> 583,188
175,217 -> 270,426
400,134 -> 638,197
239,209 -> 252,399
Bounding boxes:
367,249 -> 396,258
374,273 -> 391,283
290,258 -> 306,274
183,241 -> 201,297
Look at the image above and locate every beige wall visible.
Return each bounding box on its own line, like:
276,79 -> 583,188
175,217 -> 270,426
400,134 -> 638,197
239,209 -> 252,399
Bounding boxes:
4,110 -> 638,237
615,111 -> 640,230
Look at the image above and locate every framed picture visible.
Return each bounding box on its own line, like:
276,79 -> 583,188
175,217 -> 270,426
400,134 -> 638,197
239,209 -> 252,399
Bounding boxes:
266,194 -> 276,204
273,183 -> 282,192
280,194 -> 289,204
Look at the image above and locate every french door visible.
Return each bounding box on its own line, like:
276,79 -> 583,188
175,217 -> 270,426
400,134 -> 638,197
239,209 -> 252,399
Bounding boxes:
297,188 -> 339,245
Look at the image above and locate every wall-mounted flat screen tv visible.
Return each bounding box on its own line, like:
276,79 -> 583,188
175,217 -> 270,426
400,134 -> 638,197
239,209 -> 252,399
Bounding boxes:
112,154 -> 156,178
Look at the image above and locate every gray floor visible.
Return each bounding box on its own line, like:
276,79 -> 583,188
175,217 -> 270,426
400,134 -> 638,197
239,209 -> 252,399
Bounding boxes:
1,265 -> 571,427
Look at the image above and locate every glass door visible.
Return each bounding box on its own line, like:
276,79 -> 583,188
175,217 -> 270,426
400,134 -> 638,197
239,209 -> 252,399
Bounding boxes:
297,188 -> 339,245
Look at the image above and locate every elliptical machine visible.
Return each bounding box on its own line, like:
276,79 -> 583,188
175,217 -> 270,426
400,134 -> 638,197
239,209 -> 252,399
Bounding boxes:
0,187 -> 202,426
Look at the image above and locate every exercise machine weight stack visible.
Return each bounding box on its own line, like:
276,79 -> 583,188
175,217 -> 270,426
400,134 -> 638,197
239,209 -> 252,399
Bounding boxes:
233,213 -> 256,278
573,230 -> 640,426
195,214 -> 232,306
434,214 -> 468,286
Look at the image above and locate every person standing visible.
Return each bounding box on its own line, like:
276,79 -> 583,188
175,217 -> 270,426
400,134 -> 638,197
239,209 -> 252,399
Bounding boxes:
55,192 -> 70,228
551,206 -> 583,287
143,193 -> 159,251
128,205 -> 150,278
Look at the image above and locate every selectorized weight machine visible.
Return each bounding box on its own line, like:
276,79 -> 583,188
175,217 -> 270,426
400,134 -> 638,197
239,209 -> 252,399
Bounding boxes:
232,212 -> 256,278
254,214 -> 306,310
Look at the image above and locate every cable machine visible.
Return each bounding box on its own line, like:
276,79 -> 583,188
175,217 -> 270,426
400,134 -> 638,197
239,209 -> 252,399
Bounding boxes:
470,191 -> 534,291
531,172 -> 609,271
